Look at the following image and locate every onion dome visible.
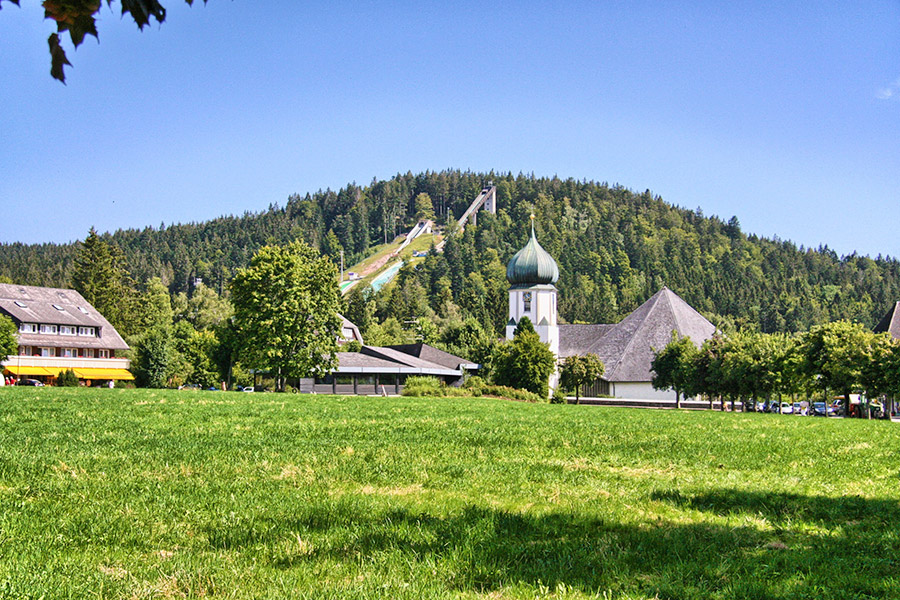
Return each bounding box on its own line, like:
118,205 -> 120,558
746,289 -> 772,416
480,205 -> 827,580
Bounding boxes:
506,217 -> 559,285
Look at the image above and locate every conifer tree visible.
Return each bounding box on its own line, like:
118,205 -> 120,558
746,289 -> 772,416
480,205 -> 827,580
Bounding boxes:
71,228 -> 137,336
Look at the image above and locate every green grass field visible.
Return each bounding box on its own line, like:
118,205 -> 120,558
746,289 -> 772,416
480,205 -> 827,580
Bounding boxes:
0,388 -> 897,599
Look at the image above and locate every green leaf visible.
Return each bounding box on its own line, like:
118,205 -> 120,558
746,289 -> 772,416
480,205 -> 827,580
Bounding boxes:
120,0 -> 167,29
48,33 -> 72,83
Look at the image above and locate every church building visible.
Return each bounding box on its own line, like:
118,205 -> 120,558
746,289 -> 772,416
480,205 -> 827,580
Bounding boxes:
505,219 -> 717,401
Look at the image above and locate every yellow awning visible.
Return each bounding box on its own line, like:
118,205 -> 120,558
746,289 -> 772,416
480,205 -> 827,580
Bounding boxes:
4,366 -> 56,376
71,368 -> 135,381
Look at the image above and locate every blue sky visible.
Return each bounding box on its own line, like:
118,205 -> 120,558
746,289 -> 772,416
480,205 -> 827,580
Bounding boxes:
1,1 -> 898,258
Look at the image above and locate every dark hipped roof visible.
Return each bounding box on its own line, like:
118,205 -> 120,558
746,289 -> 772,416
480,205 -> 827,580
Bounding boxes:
558,324 -> 615,357
385,343 -> 478,370
873,301 -> 900,340
334,345 -> 463,376
0,283 -> 128,350
561,287 -> 716,383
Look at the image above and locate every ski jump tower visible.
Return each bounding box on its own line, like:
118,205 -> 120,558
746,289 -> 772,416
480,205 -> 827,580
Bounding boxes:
457,182 -> 497,231
435,183 -> 498,253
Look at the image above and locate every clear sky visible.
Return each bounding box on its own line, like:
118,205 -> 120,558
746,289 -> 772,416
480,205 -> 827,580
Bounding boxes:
2,1 -> 898,258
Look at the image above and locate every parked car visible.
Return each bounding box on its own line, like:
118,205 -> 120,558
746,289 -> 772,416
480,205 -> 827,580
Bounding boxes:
16,379 -> 44,386
240,386 -> 255,393
779,402 -> 794,414
812,402 -> 835,417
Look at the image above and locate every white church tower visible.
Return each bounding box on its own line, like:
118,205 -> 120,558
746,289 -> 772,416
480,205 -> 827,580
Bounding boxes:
505,216 -> 560,386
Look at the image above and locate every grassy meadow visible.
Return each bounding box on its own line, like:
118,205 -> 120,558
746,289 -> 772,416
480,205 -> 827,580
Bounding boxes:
0,387 -> 897,599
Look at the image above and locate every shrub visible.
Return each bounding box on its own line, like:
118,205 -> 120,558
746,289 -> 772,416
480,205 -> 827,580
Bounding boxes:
56,369 -> 79,387
550,387 -> 568,404
480,384 -> 543,403
401,375 -> 544,402
441,386 -> 472,397
401,376 -> 444,397
463,376 -> 485,396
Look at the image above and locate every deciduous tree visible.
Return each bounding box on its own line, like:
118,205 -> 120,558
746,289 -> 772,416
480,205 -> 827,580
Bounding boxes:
414,193 -> 435,221
651,332 -> 698,408
132,325 -> 174,388
491,317 -> 556,397
798,320 -> 873,416
230,240 -> 341,391
559,353 -> 604,404
0,315 -> 17,358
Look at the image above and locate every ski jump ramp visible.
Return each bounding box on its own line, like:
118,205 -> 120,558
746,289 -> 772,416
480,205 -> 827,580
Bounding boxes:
456,184 -> 497,231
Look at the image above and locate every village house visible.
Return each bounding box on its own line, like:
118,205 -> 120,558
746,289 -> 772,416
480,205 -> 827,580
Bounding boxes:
0,283 -> 133,386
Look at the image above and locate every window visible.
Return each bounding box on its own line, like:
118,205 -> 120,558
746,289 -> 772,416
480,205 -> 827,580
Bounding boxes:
61,348 -> 76,358
19,323 -> 38,334
523,291 -> 532,312
40,347 -> 55,357
60,326 -> 76,336
98,349 -> 110,359
83,348 -> 94,358
52,304 -> 65,311
14,300 -> 27,308
78,327 -> 96,337
77,306 -> 89,315
19,346 -> 31,356
39,324 -> 58,334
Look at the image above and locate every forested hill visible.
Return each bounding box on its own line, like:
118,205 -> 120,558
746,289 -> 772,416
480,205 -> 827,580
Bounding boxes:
2,171 -> 898,334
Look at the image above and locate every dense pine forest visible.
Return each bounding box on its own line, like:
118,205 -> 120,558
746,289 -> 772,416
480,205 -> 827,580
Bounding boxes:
2,170 -> 899,339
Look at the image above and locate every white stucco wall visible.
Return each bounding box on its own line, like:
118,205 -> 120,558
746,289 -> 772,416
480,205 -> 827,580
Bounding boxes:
609,382 -> 683,401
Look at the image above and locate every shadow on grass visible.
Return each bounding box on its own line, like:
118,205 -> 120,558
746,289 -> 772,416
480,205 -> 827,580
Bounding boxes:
204,489 -> 900,599
652,488 -> 900,527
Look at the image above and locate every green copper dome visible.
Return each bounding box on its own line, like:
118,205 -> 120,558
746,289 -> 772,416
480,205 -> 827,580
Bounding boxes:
506,221 -> 559,286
